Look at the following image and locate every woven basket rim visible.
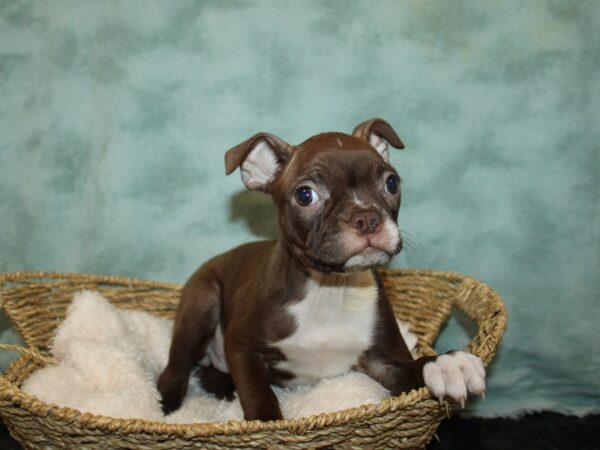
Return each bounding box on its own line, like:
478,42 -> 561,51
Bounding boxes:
0,268 -> 507,439
0,355 -> 432,436
0,270 -> 181,291
0,267 -> 470,285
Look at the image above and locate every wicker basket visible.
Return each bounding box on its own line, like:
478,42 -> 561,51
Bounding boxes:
0,270 -> 506,450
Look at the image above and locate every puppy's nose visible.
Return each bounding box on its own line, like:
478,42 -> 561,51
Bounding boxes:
350,211 -> 382,235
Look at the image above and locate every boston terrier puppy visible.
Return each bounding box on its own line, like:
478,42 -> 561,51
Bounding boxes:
157,118 -> 486,421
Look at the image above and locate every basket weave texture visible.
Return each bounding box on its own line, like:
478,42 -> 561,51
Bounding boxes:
0,269 -> 506,450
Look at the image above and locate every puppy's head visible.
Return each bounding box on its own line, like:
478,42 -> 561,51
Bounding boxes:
225,118 -> 405,273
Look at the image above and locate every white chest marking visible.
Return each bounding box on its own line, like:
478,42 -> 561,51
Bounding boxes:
274,270 -> 379,386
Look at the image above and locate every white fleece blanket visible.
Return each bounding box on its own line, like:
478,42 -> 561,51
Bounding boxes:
22,291 -> 417,422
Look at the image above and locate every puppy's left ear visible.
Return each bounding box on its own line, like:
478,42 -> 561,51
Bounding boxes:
352,118 -> 405,162
224,133 -> 293,192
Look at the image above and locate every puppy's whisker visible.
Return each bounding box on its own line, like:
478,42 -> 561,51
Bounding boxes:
399,229 -> 419,242
403,241 -> 418,254
399,229 -> 422,255
401,241 -> 418,255
399,229 -> 420,243
403,237 -> 419,250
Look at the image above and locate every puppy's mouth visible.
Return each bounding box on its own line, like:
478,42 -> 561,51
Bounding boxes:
343,238 -> 402,271
304,233 -> 402,274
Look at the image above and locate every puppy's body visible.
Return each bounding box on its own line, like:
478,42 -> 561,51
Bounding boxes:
158,121 -> 486,421
198,243 -> 392,388
273,269 -> 378,387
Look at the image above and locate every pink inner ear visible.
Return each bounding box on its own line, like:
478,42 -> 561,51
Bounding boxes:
239,140 -> 281,191
369,134 -> 390,161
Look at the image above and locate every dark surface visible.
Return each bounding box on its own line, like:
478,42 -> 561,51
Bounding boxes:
1,412 -> 599,449
427,412 -> 600,450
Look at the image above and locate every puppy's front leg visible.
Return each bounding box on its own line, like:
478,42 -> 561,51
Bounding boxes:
225,343 -> 282,421
360,349 -> 486,406
367,275 -> 486,405
359,349 -> 435,396
157,271 -> 221,414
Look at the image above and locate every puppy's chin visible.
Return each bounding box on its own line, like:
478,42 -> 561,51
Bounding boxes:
343,248 -> 392,272
303,250 -> 390,275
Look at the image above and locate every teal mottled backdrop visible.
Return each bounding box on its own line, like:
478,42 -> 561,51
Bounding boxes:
1,0 -> 599,416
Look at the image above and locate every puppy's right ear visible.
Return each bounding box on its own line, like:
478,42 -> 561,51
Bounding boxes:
352,118 -> 404,162
224,133 -> 293,192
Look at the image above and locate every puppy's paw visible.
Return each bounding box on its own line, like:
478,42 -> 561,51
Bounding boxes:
157,368 -> 187,415
423,351 -> 486,407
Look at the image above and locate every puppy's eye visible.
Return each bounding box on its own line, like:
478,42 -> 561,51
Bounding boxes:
385,174 -> 399,195
294,186 -> 320,206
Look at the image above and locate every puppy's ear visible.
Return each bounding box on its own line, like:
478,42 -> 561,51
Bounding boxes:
224,133 -> 293,192
352,118 -> 404,162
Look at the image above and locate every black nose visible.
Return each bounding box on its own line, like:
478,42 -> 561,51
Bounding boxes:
350,211 -> 382,235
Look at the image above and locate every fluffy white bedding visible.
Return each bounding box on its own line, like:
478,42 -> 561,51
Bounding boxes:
22,291 -> 417,422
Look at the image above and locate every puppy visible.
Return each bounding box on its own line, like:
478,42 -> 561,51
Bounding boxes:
157,118 -> 485,421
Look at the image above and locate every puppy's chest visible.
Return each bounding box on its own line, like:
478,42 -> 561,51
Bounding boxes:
273,271 -> 379,386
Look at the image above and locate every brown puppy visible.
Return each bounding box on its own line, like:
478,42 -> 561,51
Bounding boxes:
157,119 -> 485,421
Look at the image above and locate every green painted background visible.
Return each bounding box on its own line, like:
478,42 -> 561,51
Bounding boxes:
1,0 -> 598,416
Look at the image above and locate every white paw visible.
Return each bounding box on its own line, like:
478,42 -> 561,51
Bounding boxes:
423,351 -> 486,407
